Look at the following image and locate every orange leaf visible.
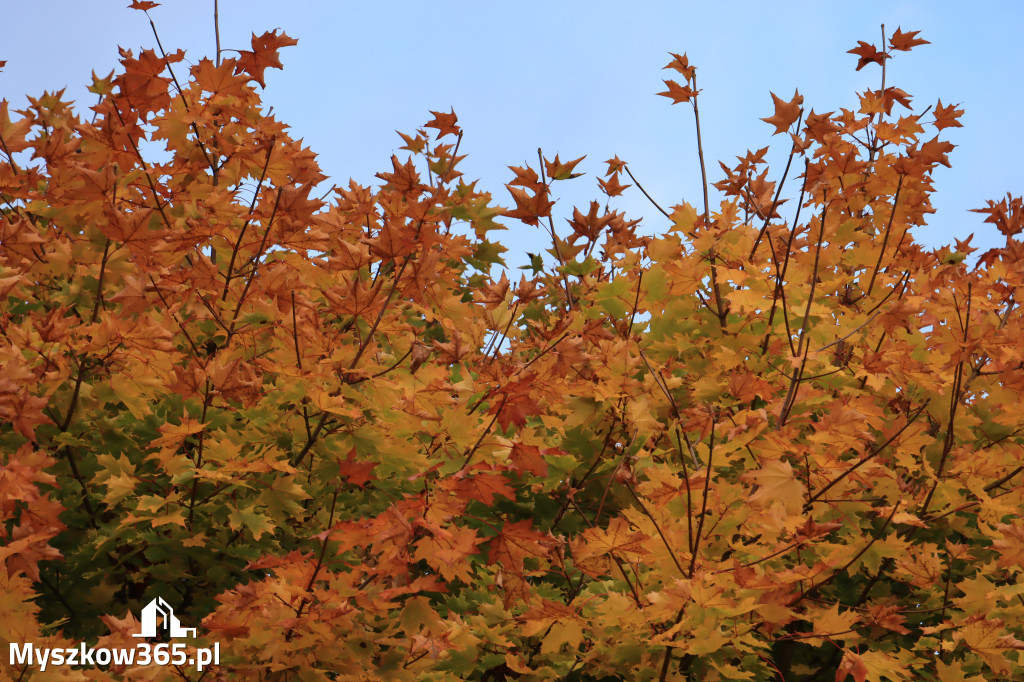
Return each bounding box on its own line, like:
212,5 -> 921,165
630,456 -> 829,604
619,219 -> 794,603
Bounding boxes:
580,516 -> 650,559
836,650 -> 868,682
454,469 -> 514,505
933,99 -> 964,131
487,520 -> 552,573
425,108 -> 460,139
847,41 -> 887,71
663,52 -> 695,80
761,90 -> 803,135
337,449 -> 377,488
657,79 -> 696,104
598,173 -> 630,197
234,29 -> 298,87
509,443 -> 549,477
504,185 -> 554,227
604,155 -> 627,175
970,194 -> 1023,237
889,27 -> 929,52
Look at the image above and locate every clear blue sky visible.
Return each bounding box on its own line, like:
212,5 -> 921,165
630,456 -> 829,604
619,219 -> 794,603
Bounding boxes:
3,1 -> 1021,266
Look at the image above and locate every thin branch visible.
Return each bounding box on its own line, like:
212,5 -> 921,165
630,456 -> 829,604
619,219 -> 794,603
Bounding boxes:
688,414 -> 715,577
214,0 -> 222,67
750,111 -> 803,257
537,147 -> 574,309
690,73 -> 727,328
625,482 -> 688,578
462,397 -> 505,470
760,159 -> 809,356
222,140 -> 276,302
864,173 -> 904,298
623,164 -> 671,220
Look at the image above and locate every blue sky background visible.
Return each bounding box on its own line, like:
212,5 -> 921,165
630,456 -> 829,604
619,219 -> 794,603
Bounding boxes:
3,1 -> 1021,267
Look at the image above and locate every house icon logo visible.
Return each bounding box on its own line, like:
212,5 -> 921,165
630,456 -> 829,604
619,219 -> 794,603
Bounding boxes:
131,597 -> 197,638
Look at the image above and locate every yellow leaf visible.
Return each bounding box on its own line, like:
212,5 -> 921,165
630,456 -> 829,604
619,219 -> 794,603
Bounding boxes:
811,603 -> 860,641
541,620 -> 584,654
744,459 -> 805,515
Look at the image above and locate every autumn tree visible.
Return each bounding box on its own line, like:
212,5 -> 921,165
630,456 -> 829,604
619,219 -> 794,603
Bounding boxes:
2,6 -> 1023,680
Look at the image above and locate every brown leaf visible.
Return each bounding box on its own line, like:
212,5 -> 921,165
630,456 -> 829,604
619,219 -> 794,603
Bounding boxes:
409,341 -> 431,374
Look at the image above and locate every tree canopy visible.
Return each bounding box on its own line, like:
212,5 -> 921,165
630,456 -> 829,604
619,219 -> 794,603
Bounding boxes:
2,7 -> 1023,680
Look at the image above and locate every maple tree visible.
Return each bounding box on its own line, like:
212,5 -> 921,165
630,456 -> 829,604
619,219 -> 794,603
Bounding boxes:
1,5 -> 1023,680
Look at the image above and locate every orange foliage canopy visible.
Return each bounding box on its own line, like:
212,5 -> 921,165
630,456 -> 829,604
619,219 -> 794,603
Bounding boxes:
1,13 -> 1023,681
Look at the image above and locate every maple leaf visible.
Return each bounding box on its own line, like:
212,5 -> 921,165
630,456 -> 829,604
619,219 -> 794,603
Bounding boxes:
579,516 -> 650,560
507,164 -> 544,192
488,520 -> 552,574
234,29 -> 298,88
743,459 -> 805,515
847,41 -> 887,70
488,377 -> 543,430
605,155 -> 627,175
932,99 -> 964,131
227,505 -> 274,540
955,616 -> 1024,676
0,388 -> 55,441
413,525 -> 480,582
882,87 -> 912,114
809,603 -> 860,642
889,27 -> 929,51
504,185 -> 554,227
425,108 -> 460,139
454,470 -> 514,505
910,135 -> 955,168
598,172 -> 630,197
397,129 -> 427,154
567,201 -> 614,242
544,154 -> 585,181
836,650 -> 908,682
509,443 -> 549,477
971,194 -> 1023,237
337,448 -> 377,488
375,154 -> 422,194
865,603 -> 910,635
191,58 -> 250,97
657,79 -> 696,104
477,272 -> 511,309
761,90 -> 803,135
836,650 -> 868,682
127,0 -> 159,10
663,51 -> 695,80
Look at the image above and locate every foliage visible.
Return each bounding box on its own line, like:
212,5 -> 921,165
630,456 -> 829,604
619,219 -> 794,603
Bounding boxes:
1,7 -> 1023,680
